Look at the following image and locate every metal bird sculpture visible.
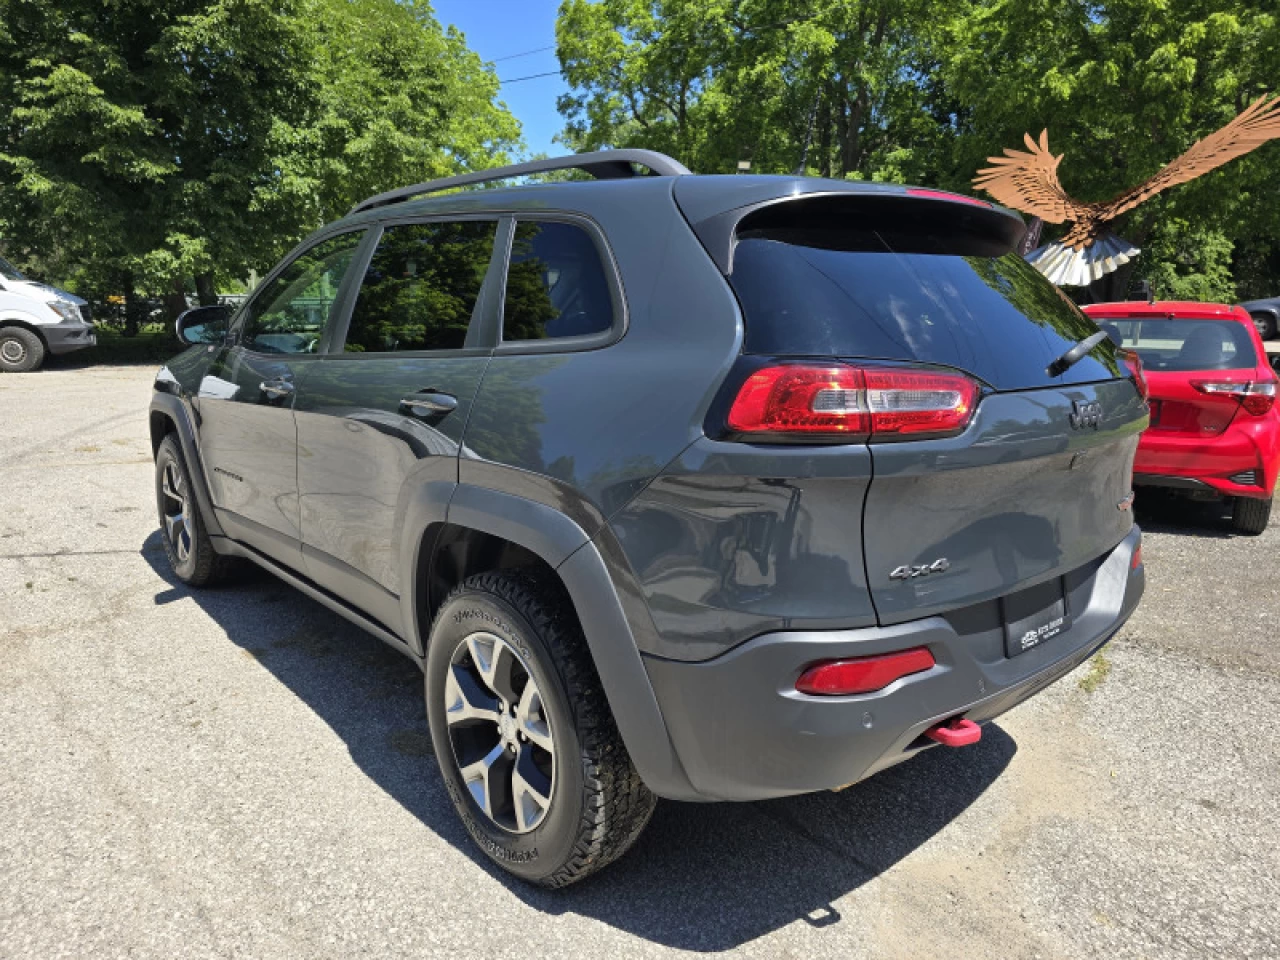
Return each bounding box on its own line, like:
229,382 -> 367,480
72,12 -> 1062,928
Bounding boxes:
973,95 -> 1280,286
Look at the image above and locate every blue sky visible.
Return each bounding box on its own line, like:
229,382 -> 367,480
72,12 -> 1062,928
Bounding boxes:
433,0 -> 571,158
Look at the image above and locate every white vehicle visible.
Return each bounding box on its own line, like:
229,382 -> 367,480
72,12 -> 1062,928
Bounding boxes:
0,255 -> 96,372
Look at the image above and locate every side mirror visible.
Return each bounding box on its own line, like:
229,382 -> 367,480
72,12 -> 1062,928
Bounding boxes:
176,305 -> 231,346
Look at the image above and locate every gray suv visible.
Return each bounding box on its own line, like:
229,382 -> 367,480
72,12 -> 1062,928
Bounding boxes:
149,150 -> 1147,886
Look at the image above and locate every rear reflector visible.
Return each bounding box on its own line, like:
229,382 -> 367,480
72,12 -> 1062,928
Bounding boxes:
1131,543 -> 1143,570
795,647 -> 935,696
1190,379 -> 1276,416
727,364 -> 978,439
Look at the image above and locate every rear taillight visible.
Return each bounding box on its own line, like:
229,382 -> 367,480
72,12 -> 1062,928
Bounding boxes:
795,647 -> 936,696
726,364 -> 978,440
1189,379 -> 1276,416
1121,349 -> 1149,401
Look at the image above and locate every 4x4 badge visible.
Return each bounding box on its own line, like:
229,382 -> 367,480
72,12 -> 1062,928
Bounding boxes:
890,558 -> 950,581
1070,399 -> 1103,429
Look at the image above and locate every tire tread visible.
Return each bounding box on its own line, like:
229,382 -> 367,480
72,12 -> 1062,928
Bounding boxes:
441,569 -> 656,887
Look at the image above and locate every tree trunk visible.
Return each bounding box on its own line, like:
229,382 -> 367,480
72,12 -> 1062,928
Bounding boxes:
163,279 -> 188,323
817,87 -> 832,178
195,272 -> 218,306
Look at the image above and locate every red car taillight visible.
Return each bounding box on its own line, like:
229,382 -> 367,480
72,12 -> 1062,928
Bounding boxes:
1121,349 -> 1149,401
795,647 -> 936,696
727,364 -> 979,440
1189,379 -> 1277,416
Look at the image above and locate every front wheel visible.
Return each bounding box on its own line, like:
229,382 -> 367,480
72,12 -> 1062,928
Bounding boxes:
154,435 -> 231,585
1232,496 -> 1272,535
425,570 -> 656,887
0,327 -> 45,373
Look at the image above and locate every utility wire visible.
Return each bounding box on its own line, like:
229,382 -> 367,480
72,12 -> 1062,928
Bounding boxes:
499,70 -> 563,84
491,44 -> 556,62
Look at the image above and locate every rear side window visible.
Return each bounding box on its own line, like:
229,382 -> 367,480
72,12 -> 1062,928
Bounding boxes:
1099,317 -> 1258,372
502,220 -> 614,341
344,220 -> 497,353
729,227 -> 1122,391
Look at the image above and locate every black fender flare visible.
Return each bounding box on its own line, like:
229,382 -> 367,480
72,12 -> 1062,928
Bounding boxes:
405,482 -> 697,801
149,391 -> 225,538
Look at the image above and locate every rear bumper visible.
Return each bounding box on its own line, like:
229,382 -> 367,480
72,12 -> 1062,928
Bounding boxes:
1135,421 -> 1278,499
642,526 -> 1144,801
42,319 -> 97,355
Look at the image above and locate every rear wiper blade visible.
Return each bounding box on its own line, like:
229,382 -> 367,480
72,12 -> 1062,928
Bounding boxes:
1047,330 -> 1109,377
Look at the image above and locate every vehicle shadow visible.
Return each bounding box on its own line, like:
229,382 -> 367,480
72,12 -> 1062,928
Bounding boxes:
1133,491 -> 1236,539
141,531 -> 1016,952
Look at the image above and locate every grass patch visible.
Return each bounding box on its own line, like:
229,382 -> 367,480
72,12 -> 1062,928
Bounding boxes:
1078,650 -> 1112,693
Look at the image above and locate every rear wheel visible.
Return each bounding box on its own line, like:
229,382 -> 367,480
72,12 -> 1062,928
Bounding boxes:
0,327 -> 45,373
425,569 -> 656,887
1232,496 -> 1272,535
1250,312 -> 1277,341
154,435 -> 230,585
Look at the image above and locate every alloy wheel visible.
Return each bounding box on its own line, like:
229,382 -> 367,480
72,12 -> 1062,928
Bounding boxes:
444,631 -> 555,834
160,460 -> 192,563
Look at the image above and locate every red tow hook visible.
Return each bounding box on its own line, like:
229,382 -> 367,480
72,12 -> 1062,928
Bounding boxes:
925,717 -> 982,747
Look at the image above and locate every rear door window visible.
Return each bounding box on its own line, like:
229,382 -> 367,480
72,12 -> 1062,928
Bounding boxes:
729,230 -> 1122,390
1097,318 -> 1257,372
502,220 -> 614,341
343,220 -> 497,353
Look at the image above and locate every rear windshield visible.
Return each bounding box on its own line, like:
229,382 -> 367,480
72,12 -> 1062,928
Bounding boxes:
729,232 -> 1122,391
1095,317 -> 1257,372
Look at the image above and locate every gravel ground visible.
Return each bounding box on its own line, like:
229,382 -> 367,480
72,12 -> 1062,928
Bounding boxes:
1,364 -> 1278,959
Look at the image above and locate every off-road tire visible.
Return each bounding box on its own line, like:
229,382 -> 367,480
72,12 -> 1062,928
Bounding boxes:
1232,496 -> 1272,535
425,569 -> 656,887
154,435 -> 232,585
0,327 -> 45,373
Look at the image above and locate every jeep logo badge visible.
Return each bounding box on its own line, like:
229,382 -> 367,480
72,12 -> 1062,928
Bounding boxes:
1069,399 -> 1103,430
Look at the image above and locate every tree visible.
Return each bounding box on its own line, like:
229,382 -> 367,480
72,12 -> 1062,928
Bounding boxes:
0,0 -> 521,325
935,0 -> 1280,299
555,0 -> 1280,299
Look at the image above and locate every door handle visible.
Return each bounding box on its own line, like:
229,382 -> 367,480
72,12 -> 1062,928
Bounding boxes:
400,391 -> 458,417
259,377 -> 294,402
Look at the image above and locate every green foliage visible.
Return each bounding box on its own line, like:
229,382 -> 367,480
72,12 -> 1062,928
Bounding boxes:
556,0 -> 1280,298
0,0 -> 520,311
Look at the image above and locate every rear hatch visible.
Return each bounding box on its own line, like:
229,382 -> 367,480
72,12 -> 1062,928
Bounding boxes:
712,190 -> 1148,624
1093,314 -> 1263,436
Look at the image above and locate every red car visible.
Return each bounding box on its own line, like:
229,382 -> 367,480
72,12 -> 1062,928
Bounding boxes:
1083,301 -> 1279,534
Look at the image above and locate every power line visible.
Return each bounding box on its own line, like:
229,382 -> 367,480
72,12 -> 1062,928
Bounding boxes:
491,44 -> 555,63
499,70 -> 562,84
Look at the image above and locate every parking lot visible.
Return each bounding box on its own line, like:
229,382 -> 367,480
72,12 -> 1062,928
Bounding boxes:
2,363 -> 1278,960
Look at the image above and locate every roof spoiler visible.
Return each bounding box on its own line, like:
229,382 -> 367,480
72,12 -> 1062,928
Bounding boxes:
675,182 -> 1027,274
349,149 -> 692,215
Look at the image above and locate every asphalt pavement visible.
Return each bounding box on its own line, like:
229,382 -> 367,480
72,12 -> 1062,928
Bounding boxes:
1,364 -> 1277,959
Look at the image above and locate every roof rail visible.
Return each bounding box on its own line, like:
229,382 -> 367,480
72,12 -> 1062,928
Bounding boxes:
349,149 -> 692,215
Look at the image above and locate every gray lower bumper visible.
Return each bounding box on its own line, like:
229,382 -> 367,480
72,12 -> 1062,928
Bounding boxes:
43,320 -> 96,354
642,526 -> 1144,801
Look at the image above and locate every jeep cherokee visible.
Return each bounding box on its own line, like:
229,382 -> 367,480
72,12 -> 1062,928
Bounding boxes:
149,150 -> 1147,887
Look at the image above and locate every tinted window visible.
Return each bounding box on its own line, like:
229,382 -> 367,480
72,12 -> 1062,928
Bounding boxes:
242,232 -> 363,354
730,233 -> 1122,390
1099,317 -> 1257,372
344,220 -> 497,353
503,221 -> 613,341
